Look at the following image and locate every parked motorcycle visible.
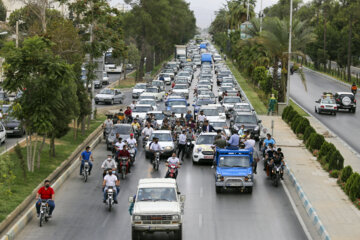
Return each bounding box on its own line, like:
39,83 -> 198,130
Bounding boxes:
165,164 -> 178,179
128,144 -> 136,165
119,157 -> 129,179
39,199 -> 50,227
82,161 -> 90,182
153,151 -> 161,171
106,186 -> 114,212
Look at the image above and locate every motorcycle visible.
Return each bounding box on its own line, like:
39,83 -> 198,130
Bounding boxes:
119,157 -> 129,179
165,164 -> 178,179
270,163 -> 282,187
106,186 -> 114,212
184,139 -> 192,158
133,126 -> 140,141
39,199 -> 50,227
104,127 -> 111,140
82,161 -> 90,182
128,144 -> 136,165
352,89 -> 357,96
153,151 -> 161,171
143,135 -> 149,148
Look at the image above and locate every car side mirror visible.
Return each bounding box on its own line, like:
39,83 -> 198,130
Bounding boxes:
315,100 -> 320,103
128,196 -> 134,203
180,195 -> 185,203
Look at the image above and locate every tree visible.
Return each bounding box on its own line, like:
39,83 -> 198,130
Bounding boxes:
1,36 -> 78,171
0,0 -> 6,21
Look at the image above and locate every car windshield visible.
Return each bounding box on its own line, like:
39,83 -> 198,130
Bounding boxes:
321,99 -> 336,104
138,100 -> 155,106
146,88 -> 158,93
172,107 -> 187,114
140,95 -> 155,100
202,109 -> 219,116
220,86 -> 232,91
178,72 -> 189,76
168,101 -> 186,107
210,122 -> 227,128
134,106 -> 153,112
174,85 -> 187,89
224,98 -> 241,103
150,133 -> 173,141
111,125 -> 132,135
137,187 -> 177,202
235,105 -> 251,110
100,89 -> 114,95
218,156 -> 250,168
135,85 -> 146,89
164,69 -> 173,73
152,82 -> 163,86
196,135 -> 216,145
235,115 -> 257,124
197,99 -> 214,105
153,113 -> 165,120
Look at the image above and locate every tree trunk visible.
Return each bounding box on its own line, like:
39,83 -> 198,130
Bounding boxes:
41,0 -> 47,33
26,131 -> 31,171
123,58 -> 127,80
73,118 -> 77,140
347,14 -> 353,82
323,13 -> 327,72
87,115 -> 91,130
37,135 -> 46,169
31,135 -> 38,172
81,117 -> 86,136
50,133 -> 55,157
146,49 -> 153,73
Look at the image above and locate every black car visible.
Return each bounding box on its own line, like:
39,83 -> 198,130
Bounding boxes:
230,112 -> 262,140
334,92 -> 356,113
0,105 -> 25,137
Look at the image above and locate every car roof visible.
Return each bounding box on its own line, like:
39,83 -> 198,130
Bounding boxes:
200,106 -> 218,110
235,103 -> 250,106
336,92 -> 354,95
138,178 -> 176,188
167,97 -> 186,101
135,104 -> 152,107
198,132 -> 217,136
153,130 -> 172,134
171,105 -> 186,108
224,96 -> 241,99
138,98 -> 156,102
235,111 -> 256,116
148,111 -> 163,114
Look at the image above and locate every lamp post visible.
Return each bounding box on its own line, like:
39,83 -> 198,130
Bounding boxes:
260,0 -> 263,32
286,0 -> 293,106
246,0 -> 250,21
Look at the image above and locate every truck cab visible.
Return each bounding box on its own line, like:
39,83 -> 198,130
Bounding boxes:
129,178 -> 185,240
214,149 -> 254,193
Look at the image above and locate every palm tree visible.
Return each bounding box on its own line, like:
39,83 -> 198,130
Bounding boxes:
226,0 -> 256,30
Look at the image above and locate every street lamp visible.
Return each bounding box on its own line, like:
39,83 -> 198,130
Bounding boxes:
286,0 -> 293,106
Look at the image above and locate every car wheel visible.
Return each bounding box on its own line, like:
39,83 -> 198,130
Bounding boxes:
95,101 -> 99,105
352,108 -> 356,113
314,107 -> 317,113
131,228 -> 141,240
216,186 -> 222,193
247,187 -> 253,193
174,225 -> 182,240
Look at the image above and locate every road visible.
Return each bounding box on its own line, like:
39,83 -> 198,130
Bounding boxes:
15,66 -> 308,240
290,69 -> 360,154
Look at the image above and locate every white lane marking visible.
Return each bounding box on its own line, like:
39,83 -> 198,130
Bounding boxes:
198,214 -> 203,228
200,187 -> 203,198
281,180 -> 313,240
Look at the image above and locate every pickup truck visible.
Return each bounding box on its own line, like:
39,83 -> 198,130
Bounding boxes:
214,149 -> 254,193
129,178 -> 185,240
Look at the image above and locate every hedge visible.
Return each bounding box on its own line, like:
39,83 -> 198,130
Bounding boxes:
282,106 -> 293,120
303,125 -> 315,143
323,143 -> 337,164
318,141 -> 336,161
345,172 -> 360,201
291,116 -> 302,132
340,166 -> 353,183
330,170 -> 340,178
295,118 -> 310,135
329,150 -> 344,170
288,111 -> 300,123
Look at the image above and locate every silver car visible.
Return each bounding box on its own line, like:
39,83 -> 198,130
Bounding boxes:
95,88 -> 124,105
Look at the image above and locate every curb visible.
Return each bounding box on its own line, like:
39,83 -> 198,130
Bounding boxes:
285,165 -> 331,240
0,126 -> 103,240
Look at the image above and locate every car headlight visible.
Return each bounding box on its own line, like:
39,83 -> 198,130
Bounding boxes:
254,126 -> 259,131
216,174 -> 223,181
165,146 -> 173,150
172,215 -> 180,220
133,215 -> 141,221
14,127 -> 18,130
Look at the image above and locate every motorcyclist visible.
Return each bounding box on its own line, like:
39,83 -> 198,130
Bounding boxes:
351,82 -> 357,94
169,112 -> 177,128
101,155 -> 117,177
118,144 -> 131,173
272,151 -> 285,180
103,117 -> 113,139
142,122 -> 154,137
130,100 -> 136,110
36,180 -> 55,218
161,119 -> 172,130
187,117 -> 196,130
151,115 -> 158,129
117,109 -> 125,123
102,169 -> 119,204
197,110 -> 206,123
126,133 -> 138,157
79,146 -> 94,176
166,152 -> 181,178
150,137 -> 163,163
177,130 -> 187,160
262,133 -> 276,155
131,119 -> 141,134
264,143 -> 276,171
124,106 -> 133,123
237,124 -> 245,136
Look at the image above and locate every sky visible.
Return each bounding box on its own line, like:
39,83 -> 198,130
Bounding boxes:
110,0 -> 310,28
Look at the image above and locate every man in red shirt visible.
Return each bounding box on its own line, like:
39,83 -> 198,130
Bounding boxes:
124,106 -> 133,122
36,180 -> 55,217
118,144 -> 131,173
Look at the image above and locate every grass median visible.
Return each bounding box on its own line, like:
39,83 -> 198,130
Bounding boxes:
0,115 -> 106,222
225,59 -> 267,115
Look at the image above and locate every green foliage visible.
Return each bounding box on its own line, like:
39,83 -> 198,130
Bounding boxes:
308,133 -> 325,151
328,150 -> 344,171
303,125 -> 316,143
14,143 -> 26,180
323,143 -> 337,164
290,115 -> 302,132
295,117 -> 310,135
340,166 -> 353,183
0,0 -> 6,21
282,105 -> 293,120
345,172 -> 360,201
318,141 -> 331,160
306,132 -> 316,149
252,66 -> 267,86
288,111 -> 300,123
329,170 -> 340,178
0,154 -> 16,197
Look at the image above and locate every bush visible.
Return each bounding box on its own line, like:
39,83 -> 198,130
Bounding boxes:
306,132 -> 316,149
252,66 -> 267,86
295,118 -> 310,135
340,166 -> 353,183
282,105 -> 293,120
308,133 -> 325,151
328,150 -> 344,170
329,170 -> 340,178
345,172 -> 359,195
288,112 -> 300,123
348,173 -> 360,201
323,143 -> 337,164
291,115 -> 302,132
303,126 -> 315,143
285,109 -> 296,123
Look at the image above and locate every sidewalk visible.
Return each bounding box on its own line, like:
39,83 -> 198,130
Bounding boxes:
260,115 -> 360,240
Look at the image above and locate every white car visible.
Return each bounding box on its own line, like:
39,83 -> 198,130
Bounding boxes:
143,87 -> 165,101
137,99 -> 158,111
207,104 -> 226,118
213,54 -> 221,62
0,122 -> 6,144
172,84 -> 189,99
129,178 -> 185,239
145,130 -> 175,158
315,97 -> 337,115
146,111 -> 166,127
209,119 -> 231,137
199,106 -> 225,122
192,132 -> 217,163
132,83 -> 147,99
102,72 -> 109,85
222,96 -> 242,116
132,104 -> 155,120
151,80 -> 165,91
171,105 -> 187,118
159,73 -> 172,85
233,103 -> 253,113
176,71 -> 192,83
95,88 -> 124,105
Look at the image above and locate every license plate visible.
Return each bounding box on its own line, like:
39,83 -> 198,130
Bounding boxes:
204,155 -> 214,159
226,182 -> 242,187
6,130 -> 13,133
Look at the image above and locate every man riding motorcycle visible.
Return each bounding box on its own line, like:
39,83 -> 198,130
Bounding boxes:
169,112 -> 177,129
126,133 -> 138,158
165,152 -> 181,178
150,137 -> 163,163
351,82 -> 357,95
264,143 -> 276,171
102,169 -> 120,204
79,146 -> 94,176
142,122 -> 154,146
197,110 -> 206,123
118,145 -> 131,173
101,155 -> 117,177
131,119 -> 141,137
124,106 -> 133,123
161,119 -> 172,130
103,117 -> 113,139
36,180 -> 55,218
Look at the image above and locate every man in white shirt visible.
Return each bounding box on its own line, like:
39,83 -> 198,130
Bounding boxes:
177,130 -> 187,160
103,117 -> 113,138
130,100 -> 136,110
245,137 -> 256,150
101,155 -> 117,177
150,137 -> 163,163
126,133 -> 138,156
102,170 -> 120,203
197,110 -> 206,122
142,123 -> 154,137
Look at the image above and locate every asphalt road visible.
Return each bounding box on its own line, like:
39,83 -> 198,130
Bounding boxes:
0,136 -> 25,154
290,69 -> 360,153
15,65 -> 308,240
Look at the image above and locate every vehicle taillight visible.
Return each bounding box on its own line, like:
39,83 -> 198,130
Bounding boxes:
320,105 -> 325,109
334,106 -> 337,109
336,99 -> 340,102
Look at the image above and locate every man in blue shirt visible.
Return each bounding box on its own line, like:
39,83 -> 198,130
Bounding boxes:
262,133 -> 276,155
79,146 -> 94,175
226,130 -> 240,150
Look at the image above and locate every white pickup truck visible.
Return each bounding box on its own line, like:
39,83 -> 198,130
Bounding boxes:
129,178 -> 185,240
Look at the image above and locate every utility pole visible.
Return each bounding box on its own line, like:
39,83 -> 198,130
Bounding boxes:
286,0 -> 293,106
16,20 -> 19,48
90,23 -> 95,119
246,0 -> 250,21
260,0 -> 263,32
